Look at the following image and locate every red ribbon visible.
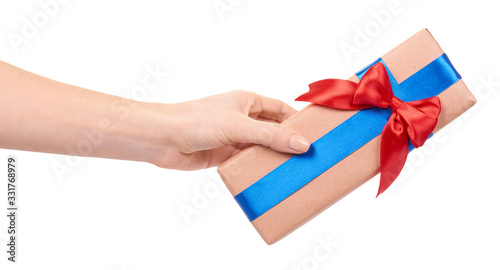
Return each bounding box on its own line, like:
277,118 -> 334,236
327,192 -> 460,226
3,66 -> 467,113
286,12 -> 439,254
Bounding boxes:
296,63 -> 441,196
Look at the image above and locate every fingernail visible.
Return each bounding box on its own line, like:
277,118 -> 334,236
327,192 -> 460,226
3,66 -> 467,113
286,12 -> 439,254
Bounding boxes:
289,134 -> 311,153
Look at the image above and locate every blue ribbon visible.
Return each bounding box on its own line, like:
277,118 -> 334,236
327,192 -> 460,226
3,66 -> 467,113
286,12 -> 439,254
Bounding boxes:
235,54 -> 461,222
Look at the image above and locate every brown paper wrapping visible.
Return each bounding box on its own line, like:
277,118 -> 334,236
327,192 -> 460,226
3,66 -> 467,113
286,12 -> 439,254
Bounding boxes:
217,29 -> 477,244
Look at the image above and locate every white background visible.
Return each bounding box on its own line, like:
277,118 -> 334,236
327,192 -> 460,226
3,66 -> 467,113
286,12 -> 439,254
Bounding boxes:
0,1 -> 499,269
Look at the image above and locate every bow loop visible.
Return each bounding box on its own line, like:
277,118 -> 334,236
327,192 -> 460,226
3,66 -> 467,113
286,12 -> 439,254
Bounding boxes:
353,62 -> 394,108
395,97 -> 441,147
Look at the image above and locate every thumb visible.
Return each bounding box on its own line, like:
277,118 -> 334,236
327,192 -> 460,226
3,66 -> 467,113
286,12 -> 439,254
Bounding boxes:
235,118 -> 311,154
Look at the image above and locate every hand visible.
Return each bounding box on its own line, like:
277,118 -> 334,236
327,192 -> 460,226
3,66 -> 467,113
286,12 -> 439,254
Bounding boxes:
148,90 -> 311,170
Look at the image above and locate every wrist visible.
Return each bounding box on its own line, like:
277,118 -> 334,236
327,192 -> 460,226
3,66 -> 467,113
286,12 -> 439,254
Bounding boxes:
133,101 -> 180,166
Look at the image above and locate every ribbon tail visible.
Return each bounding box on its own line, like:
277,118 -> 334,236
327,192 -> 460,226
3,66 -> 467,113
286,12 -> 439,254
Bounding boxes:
377,112 -> 409,197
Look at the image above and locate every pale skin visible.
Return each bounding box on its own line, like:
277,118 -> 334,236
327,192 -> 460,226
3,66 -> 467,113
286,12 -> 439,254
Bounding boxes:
0,60 -> 311,170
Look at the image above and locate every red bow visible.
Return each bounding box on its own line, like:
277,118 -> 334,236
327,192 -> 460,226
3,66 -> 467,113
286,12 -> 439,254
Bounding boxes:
296,63 -> 441,197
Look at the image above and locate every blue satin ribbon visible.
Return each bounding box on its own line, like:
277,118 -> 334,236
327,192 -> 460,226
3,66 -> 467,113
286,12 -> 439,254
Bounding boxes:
235,53 -> 461,222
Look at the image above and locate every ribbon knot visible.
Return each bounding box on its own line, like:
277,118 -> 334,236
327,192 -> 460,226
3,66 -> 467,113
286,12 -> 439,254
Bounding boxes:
390,97 -> 403,111
296,62 -> 441,197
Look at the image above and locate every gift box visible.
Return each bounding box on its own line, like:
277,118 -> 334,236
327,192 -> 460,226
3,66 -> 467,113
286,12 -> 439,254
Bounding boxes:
217,29 -> 477,244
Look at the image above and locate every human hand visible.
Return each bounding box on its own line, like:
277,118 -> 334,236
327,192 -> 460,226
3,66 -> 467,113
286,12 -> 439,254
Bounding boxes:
0,61 -> 310,171
147,90 -> 311,170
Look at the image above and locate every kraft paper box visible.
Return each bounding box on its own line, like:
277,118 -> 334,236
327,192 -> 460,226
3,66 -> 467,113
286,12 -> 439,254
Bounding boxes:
217,29 -> 477,245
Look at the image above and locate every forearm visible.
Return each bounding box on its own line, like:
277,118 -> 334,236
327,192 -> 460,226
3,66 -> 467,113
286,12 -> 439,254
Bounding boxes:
0,60 -> 168,163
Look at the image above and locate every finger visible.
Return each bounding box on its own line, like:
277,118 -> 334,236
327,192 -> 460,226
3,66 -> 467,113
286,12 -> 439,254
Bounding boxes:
230,118 -> 311,154
245,93 -> 297,123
